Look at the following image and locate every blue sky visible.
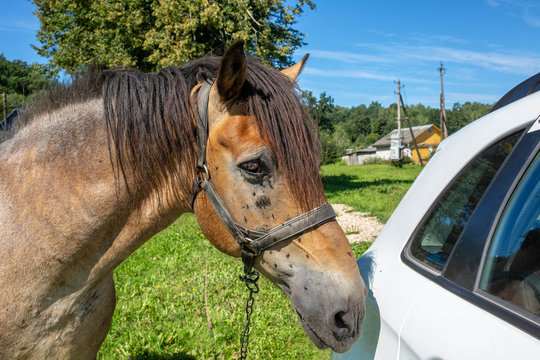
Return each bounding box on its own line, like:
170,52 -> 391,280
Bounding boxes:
2,0 -> 540,108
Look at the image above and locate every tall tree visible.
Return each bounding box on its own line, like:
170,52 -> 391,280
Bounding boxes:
316,91 -> 336,132
300,90 -> 337,131
32,0 -> 315,73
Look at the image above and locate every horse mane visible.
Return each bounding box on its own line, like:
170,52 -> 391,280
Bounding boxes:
12,57 -> 323,209
102,62 -> 208,203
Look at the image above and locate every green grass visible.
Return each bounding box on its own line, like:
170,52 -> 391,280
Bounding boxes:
97,163 -> 422,359
321,163 -> 422,223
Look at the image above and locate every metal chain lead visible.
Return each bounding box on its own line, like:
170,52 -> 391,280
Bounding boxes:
239,268 -> 260,360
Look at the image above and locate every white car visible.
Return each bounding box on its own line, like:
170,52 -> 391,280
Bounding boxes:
332,74 -> 540,359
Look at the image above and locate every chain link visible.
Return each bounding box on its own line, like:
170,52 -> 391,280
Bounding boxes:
239,268 -> 260,360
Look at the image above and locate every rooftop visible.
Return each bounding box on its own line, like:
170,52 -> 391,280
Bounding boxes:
372,124 -> 439,147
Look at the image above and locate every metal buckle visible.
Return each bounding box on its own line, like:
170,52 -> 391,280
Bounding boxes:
196,163 -> 210,185
241,246 -> 257,274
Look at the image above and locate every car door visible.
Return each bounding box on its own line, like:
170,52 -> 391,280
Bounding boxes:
399,119 -> 540,359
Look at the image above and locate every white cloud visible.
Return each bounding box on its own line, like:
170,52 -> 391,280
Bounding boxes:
0,19 -> 39,34
307,49 -> 396,64
407,46 -> 540,75
308,42 -> 540,76
302,67 -> 436,85
523,12 -> 540,27
446,92 -> 501,104
485,0 -> 501,7
485,0 -> 540,28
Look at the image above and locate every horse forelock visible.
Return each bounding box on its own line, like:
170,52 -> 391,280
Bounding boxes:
242,62 -> 324,211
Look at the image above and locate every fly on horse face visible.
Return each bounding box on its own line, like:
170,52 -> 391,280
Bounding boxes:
0,41 -> 366,359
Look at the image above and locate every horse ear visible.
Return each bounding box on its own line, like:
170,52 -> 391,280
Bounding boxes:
281,54 -> 309,83
217,40 -> 247,102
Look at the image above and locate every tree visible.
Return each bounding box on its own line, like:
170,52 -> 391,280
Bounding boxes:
301,90 -> 337,132
447,102 -> 491,133
0,54 -> 53,115
316,91 -> 336,132
301,89 -> 318,124
319,130 -> 340,165
32,0 -> 315,73
0,55 -> 51,96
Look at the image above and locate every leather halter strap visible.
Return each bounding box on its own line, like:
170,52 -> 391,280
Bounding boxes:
191,80 -> 336,273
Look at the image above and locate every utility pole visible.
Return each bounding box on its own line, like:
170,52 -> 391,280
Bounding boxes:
315,101 -> 319,140
399,92 -> 424,166
2,92 -> 7,130
438,62 -> 449,140
391,81 -> 404,166
397,80 -> 401,134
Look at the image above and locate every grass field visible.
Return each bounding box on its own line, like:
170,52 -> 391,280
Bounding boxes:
97,164 -> 422,360
322,163 -> 422,223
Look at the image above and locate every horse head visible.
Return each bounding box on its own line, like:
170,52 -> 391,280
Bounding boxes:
193,41 -> 366,353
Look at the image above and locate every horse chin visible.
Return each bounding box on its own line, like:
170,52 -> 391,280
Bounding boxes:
294,308 -> 359,354
296,311 -> 329,349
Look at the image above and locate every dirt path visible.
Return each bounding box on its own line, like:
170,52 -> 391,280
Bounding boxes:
332,204 -> 384,243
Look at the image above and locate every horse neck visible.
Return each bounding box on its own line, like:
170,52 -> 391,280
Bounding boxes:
0,99 -> 190,289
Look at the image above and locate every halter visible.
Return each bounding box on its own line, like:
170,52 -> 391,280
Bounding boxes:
190,80 -> 336,274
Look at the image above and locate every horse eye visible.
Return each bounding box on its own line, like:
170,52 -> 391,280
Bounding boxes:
240,160 -> 262,174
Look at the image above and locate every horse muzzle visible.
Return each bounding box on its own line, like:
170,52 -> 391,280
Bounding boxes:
279,265 -> 367,353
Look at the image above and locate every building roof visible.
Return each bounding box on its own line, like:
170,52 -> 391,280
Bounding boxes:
345,146 -> 377,155
357,145 -> 377,154
372,124 -> 439,148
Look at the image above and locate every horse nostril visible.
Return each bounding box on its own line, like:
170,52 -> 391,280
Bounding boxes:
332,309 -> 356,341
334,311 -> 347,329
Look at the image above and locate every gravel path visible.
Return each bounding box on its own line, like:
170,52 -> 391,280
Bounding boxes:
332,204 -> 384,243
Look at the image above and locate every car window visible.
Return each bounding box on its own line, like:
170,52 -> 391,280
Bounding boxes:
479,152 -> 540,318
409,132 -> 521,272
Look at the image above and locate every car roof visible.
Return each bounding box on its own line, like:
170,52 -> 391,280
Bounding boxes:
490,72 -> 540,113
437,89 -> 540,155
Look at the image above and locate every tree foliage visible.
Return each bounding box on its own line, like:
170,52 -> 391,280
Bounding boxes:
32,0 -> 315,73
0,54 -> 53,115
0,55 -> 51,95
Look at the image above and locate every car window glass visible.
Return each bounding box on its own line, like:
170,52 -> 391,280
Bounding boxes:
410,132 -> 521,271
479,152 -> 540,318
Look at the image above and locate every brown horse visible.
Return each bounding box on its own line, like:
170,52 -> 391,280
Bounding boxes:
0,41 -> 366,359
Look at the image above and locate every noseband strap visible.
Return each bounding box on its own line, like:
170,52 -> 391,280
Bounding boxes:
191,80 -> 336,272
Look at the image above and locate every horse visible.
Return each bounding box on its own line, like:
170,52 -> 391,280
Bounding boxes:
0,40 -> 366,359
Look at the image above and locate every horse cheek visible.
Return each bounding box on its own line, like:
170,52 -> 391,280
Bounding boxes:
193,192 -> 242,257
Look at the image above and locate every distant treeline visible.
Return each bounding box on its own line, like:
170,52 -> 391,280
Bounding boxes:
301,91 -> 492,164
0,54 -> 54,116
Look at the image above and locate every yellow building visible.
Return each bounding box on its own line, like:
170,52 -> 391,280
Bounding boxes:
372,124 -> 441,164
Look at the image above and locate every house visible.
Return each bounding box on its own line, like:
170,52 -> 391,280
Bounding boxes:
342,146 -> 377,165
342,124 -> 442,165
372,124 -> 441,164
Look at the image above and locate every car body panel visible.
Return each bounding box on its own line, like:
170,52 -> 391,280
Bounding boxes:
400,282 -> 540,360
